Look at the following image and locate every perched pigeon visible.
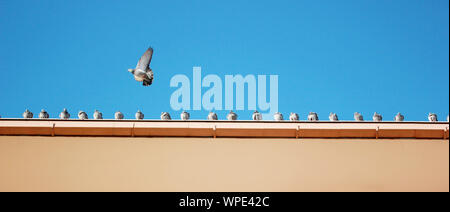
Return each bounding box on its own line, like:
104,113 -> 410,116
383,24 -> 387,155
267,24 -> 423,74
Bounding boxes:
273,112 -> 283,121
128,47 -> 154,86
307,112 -> 318,121
354,112 -> 364,121
428,113 -> 437,122
181,111 -> 190,120
78,111 -> 88,120
115,111 -> 124,120
207,112 -> 218,120
22,109 -> 33,119
227,111 -> 237,120
161,112 -> 171,120
329,113 -> 338,121
289,112 -> 299,121
373,112 -> 382,122
59,108 -> 70,119
252,111 -> 262,121
39,109 -> 49,119
93,110 -> 103,120
394,113 -> 404,122
135,110 -> 144,120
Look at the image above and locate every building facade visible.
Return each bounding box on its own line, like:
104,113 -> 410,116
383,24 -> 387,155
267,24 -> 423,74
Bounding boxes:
0,119 -> 448,192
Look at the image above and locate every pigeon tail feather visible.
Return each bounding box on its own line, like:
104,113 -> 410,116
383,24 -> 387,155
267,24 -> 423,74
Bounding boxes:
142,70 -> 153,86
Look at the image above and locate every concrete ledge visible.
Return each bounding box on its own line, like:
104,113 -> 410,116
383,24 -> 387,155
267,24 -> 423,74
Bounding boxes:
0,119 -> 448,139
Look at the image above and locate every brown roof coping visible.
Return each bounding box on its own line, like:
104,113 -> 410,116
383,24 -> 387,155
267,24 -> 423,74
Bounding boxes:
0,119 -> 448,139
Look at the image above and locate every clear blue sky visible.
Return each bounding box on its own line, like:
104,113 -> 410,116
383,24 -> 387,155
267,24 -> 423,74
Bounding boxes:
0,0 -> 448,121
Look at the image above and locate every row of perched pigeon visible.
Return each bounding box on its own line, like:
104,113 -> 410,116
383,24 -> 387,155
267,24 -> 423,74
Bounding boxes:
1,109 -> 448,122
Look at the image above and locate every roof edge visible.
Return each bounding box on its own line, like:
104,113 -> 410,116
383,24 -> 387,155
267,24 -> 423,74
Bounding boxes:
0,120 -> 448,139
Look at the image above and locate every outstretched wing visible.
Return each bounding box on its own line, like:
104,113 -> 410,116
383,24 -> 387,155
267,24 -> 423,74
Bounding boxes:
135,47 -> 153,70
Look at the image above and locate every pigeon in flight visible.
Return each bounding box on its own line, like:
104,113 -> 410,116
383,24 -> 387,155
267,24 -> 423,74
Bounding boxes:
128,47 -> 154,86
39,109 -> 49,119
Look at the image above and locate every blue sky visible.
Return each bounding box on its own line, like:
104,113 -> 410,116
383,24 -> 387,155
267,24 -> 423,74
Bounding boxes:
0,0 -> 448,121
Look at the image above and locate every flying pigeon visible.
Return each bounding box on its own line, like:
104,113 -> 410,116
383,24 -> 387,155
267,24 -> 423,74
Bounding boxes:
135,110 -> 144,120
161,112 -> 171,120
354,112 -> 364,121
329,113 -> 338,121
22,109 -> 33,119
78,111 -> 88,120
273,112 -> 283,121
289,112 -> 299,121
252,111 -> 262,121
394,113 -> 404,122
373,112 -> 382,122
428,113 -> 437,122
128,47 -> 154,86
227,111 -> 237,121
115,111 -> 124,120
207,112 -> 218,120
59,108 -> 70,119
93,110 -> 103,120
307,112 -> 318,121
39,109 -> 49,119
181,111 -> 190,120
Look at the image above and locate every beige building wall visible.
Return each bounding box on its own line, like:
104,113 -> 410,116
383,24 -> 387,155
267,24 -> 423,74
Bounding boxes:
0,136 -> 448,192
